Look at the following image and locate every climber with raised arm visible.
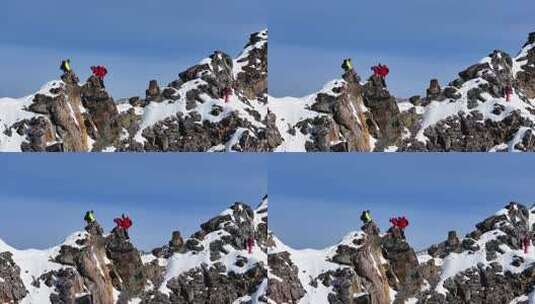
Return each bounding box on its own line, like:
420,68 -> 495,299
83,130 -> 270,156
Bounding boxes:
371,63 -> 390,86
90,65 -> 108,88
113,214 -> 133,240
389,216 -> 409,239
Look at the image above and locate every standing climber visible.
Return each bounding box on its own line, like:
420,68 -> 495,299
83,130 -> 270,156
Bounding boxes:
522,233 -> 531,254
90,65 -> 108,88
371,63 -> 390,86
60,59 -> 72,74
247,236 -> 254,254
504,85 -> 513,102
390,216 -> 409,239
360,210 -> 372,224
84,210 -> 96,224
113,214 -> 133,240
341,58 -> 353,73
222,86 -> 233,103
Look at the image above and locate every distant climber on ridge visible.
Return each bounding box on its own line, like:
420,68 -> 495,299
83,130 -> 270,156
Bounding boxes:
222,86 -> 233,103
523,232 -> 531,254
360,210 -> 372,224
341,58 -> 361,83
84,210 -> 96,224
60,59 -> 72,74
247,235 -> 255,254
113,214 -> 133,240
341,58 -> 353,72
504,84 -> 513,102
90,65 -> 108,88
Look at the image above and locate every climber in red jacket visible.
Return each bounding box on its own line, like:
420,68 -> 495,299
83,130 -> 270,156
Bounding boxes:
504,85 -> 513,102
222,86 -> 233,103
114,214 -> 133,239
90,65 -> 108,87
523,233 -> 531,254
371,63 -> 390,87
390,216 -> 409,239
247,237 -> 254,254
371,64 -> 390,78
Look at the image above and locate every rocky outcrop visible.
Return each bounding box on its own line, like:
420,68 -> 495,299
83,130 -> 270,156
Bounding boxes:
0,252 -> 27,303
235,31 -> 268,103
267,252 -> 305,303
362,75 -> 403,150
268,201 -> 535,304
0,200 -> 268,303
0,30 -> 270,152
398,33 -> 535,152
268,31 -> 535,152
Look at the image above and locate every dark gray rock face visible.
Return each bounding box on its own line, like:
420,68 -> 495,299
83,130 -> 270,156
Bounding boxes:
0,252 -> 27,303
155,262 -> 266,304
80,75 -> 122,149
515,32 -> 535,99
106,229 -> 146,299
267,252 -> 305,303
296,72 -> 373,152
426,79 -> 443,101
362,75 -> 403,150
235,31 -> 268,103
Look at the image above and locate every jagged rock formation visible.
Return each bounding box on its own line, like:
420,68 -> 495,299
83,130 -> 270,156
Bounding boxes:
0,199 -> 268,303
267,202 -> 535,304
0,30 -> 271,152
268,70 -> 374,152
268,32 -> 535,152
267,222 -> 400,304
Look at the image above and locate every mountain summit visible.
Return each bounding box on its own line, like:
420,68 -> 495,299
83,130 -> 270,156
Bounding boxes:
0,199 -> 268,304
0,30 -> 272,152
267,202 -> 535,304
268,32 -> 535,152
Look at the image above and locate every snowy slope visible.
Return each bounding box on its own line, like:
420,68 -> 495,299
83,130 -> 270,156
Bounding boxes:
0,231 -> 88,304
269,232 -> 367,304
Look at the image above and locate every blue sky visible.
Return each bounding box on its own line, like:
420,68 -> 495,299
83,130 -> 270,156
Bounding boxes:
1,0 -> 266,99
269,154 -> 535,250
0,154 -> 266,250
268,0 -> 535,97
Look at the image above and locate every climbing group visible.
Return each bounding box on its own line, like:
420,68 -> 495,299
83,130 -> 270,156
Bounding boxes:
359,210 -> 410,239
341,58 -> 390,86
60,59 -> 109,88
83,210 -> 133,240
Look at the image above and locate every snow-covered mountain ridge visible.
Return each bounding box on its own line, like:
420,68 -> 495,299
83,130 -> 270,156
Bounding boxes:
268,32 -> 535,152
0,30 -> 273,152
0,198 -> 268,304
267,202 -> 535,304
